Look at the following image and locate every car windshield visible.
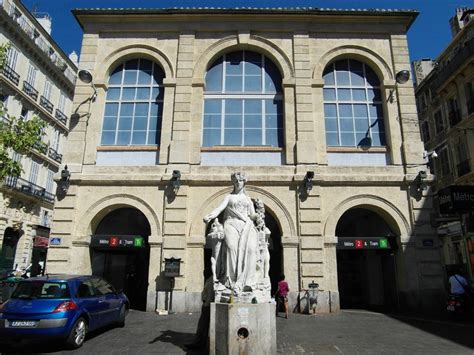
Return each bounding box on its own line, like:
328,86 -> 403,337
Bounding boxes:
11,281 -> 70,299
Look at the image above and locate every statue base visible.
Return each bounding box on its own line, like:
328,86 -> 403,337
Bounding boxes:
209,302 -> 276,355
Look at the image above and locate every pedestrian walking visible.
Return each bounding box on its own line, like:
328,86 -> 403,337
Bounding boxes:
275,274 -> 289,319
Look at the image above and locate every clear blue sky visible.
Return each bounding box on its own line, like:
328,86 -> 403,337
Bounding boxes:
22,0 -> 473,62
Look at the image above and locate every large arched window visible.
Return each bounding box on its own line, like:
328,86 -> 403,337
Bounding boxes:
101,59 -> 164,146
323,59 -> 386,147
203,51 -> 283,147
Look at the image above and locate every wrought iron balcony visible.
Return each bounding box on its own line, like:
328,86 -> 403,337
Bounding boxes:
54,109 -> 68,125
2,65 -> 19,86
48,147 -> 62,163
457,160 -> 471,177
33,141 -> 48,155
3,176 -> 54,204
22,81 -> 38,101
39,95 -> 54,114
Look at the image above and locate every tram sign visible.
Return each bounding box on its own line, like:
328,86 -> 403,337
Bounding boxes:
90,235 -> 145,249
337,237 -> 390,250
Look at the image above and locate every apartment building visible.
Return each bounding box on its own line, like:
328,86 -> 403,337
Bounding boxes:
0,0 -> 76,275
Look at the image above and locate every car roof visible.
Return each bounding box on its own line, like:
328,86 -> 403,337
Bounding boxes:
26,274 -> 95,282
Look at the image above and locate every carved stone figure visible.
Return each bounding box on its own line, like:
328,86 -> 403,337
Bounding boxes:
204,172 -> 272,303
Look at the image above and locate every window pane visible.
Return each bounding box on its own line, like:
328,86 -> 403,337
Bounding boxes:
326,132 -> 338,146
323,67 -> 335,85
205,100 -> 221,114
148,130 -> 158,145
340,118 -> 354,131
265,129 -> 279,146
349,60 -> 363,72
225,115 -> 242,128
122,88 -> 136,100
323,89 -> 336,101
204,114 -> 221,128
245,61 -> 261,76
224,129 -> 242,145
203,129 -> 221,146
125,59 -> 139,70
350,71 -> 365,86
335,60 -> 348,71
325,118 -> 338,131
149,116 -> 158,131
206,57 -> 223,91
103,116 -> 117,130
101,131 -> 115,145
150,103 -> 161,118
365,67 -> 379,86
324,104 -> 337,118
120,104 -> 134,117
140,59 -> 152,71
136,88 -> 150,100
134,116 -> 147,130
338,89 -> 351,101
245,75 -> 262,91
354,118 -> 368,131
117,131 -> 131,145
118,116 -> 132,130
341,133 -> 355,146
226,52 -> 243,75
132,131 -> 146,145
367,89 -> 382,101
339,104 -> 352,117
106,88 -> 121,100
225,100 -> 242,114
137,70 -> 152,85
123,71 -> 137,85
353,104 -> 368,118
352,89 -> 366,101
104,103 -> 119,116
151,87 -> 163,102
371,132 -> 386,146
245,100 -> 261,113
369,104 -> 383,118
244,129 -> 262,145
225,76 -> 242,91
135,103 -> 149,116
109,65 -> 123,85
336,71 -> 350,85
266,115 -> 279,129
152,68 -> 164,85
244,114 -> 261,128
265,100 -> 281,115
264,60 -> 281,92
356,133 -> 367,146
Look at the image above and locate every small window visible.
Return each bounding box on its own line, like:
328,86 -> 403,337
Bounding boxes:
421,121 -> 430,142
92,278 -> 116,295
436,147 -> 451,178
434,110 -> 444,134
12,281 -> 70,299
77,280 -> 95,298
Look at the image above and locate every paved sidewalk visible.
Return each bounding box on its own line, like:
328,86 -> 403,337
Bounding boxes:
2,309 -> 474,354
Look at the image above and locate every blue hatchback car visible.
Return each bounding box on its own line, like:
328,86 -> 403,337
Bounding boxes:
0,274 -> 129,349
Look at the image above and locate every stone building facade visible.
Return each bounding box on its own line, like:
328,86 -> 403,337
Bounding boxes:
0,0 -> 76,274
414,8 -> 473,284
48,7 -> 444,313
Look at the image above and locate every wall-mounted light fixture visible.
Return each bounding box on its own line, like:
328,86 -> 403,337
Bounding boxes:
78,69 -> 97,102
171,170 -> 181,190
387,70 -> 411,103
60,165 -> 71,192
423,150 -> 438,161
304,171 -> 314,192
415,170 -> 428,193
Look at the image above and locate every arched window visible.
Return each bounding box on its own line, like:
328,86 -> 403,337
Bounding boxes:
203,51 -> 283,147
101,59 -> 164,146
323,59 -> 385,147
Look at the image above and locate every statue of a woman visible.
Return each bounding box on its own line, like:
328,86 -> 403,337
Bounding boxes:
203,172 -> 258,293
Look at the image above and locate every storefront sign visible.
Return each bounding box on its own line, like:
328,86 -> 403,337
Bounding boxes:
164,257 -> 181,277
438,185 -> 474,214
337,237 -> 390,250
90,235 -> 145,249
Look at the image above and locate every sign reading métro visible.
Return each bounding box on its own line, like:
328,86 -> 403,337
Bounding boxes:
90,235 -> 145,249
438,185 -> 474,214
337,237 -> 390,250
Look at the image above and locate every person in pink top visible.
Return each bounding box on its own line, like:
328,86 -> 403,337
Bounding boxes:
275,274 -> 289,319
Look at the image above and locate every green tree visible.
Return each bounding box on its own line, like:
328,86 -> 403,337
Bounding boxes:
0,42 -> 46,182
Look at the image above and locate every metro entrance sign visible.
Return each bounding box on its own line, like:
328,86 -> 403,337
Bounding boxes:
90,235 -> 145,249
337,237 -> 390,250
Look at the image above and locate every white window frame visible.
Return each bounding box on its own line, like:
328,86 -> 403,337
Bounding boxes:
26,63 -> 37,86
6,46 -> 19,70
29,161 -> 40,185
43,79 -> 53,100
46,170 -> 54,194
58,91 -> 66,112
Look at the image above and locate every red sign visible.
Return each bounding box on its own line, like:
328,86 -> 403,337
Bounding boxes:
355,240 -> 363,249
109,236 -> 119,247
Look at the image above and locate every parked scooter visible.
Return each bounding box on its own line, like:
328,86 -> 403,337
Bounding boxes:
446,294 -> 471,319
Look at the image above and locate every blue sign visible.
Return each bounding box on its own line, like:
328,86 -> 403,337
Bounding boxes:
50,237 -> 62,246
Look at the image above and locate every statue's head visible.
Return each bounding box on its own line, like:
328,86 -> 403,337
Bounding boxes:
231,171 -> 247,191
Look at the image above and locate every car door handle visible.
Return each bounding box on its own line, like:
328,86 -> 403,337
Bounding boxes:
98,300 -> 105,303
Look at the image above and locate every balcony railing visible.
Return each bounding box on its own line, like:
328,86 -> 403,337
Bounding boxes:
48,147 -> 62,163
39,95 -> 54,114
448,110 -> 462,127
33,141 -> 48,155
457,160 -> 471,177
2,64 -> 19,85
54,109 -> 68,125
22,81 -> 38,101
3,176 -> 54,204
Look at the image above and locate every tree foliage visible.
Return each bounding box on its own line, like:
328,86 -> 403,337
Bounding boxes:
0,43 -> 46,182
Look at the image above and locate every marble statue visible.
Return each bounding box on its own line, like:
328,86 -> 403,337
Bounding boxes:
204,172 -> 272,303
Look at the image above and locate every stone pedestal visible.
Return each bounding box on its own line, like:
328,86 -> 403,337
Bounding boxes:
210,302 -> 276,355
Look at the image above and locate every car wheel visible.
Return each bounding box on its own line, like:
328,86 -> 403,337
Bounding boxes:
117,305 -> 127,327
65,316 -> 88,349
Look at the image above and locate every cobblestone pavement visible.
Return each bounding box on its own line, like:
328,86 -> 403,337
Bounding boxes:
2,309 -> 474,354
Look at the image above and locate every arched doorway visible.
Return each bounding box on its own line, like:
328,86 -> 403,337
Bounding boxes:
336,208 -> 398,312
1,227 -> 23,271
90,207 -> 151,311
203,204 -> 283,294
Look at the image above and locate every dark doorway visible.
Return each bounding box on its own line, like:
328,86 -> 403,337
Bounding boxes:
90,208 -> 151,311
0,227 -> 23,271
203,204 -> 283,295
336,208 -> 398,312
